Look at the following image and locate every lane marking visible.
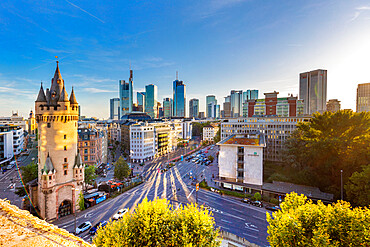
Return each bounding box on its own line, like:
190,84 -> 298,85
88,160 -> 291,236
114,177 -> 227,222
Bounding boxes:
221,219 -> 232,224
242,232 -> 258,238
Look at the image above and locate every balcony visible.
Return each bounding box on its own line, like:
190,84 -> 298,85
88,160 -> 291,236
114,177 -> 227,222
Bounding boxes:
237,168 -> 244,172
237,159 -> 244,164
237,151 -> 244,155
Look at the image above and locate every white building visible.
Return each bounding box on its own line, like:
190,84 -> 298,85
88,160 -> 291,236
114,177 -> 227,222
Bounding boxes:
130,123 -> 155,163
0,130 -> 14,165
221,116 -> 311,162
217,133 -> 265,191
0,112 -> 28,132
203,125 -> 219,142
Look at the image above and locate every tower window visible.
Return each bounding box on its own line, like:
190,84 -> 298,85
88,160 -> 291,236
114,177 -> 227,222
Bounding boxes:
47,123 -> 51,128
64,158 -> 67,162
64,135 -> 67,139
64,170 -> 68,175
49,175 -> 52,180
65,106 -> 67,110
64,146 -> 67,151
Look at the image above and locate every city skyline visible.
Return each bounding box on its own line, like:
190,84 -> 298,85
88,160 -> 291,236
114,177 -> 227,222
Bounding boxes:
1,1 -> 370,118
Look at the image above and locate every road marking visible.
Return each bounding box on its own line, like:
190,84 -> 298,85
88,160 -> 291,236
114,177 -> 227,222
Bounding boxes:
242,232 -> 258,238
187,189 -> 194,199
232,208 -> 244,214
252,215 -> 267,221
153,172 -> 161,199
161,172 -> 167,198
245,223 -> 259,232
221,219 -> 232,224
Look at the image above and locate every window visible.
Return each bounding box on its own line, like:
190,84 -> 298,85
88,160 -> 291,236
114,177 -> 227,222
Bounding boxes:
237,171 -> 243,178
49,175 -> 52,180
84,149 -> 88,154
47,123 -> 51,128
85,142 -> 88,146
64,158 -> 67,163
64,146 -> 67,151
63,164 -> 68,169
84,156 -> 88,161
64,135 -> 66,139
64,106 -> 67,110
64,170 -> 68,175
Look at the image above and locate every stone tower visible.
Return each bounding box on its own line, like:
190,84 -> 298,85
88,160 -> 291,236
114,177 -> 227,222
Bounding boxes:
35,61 -> 84,220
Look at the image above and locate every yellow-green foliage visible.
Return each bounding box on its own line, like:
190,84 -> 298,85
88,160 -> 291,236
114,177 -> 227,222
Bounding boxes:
93,198 -> 220,247
267,192 -> 370,247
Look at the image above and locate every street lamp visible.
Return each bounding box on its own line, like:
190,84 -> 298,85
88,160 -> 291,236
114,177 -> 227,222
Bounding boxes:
340,170 -> 343,200
71,188 -> 79,234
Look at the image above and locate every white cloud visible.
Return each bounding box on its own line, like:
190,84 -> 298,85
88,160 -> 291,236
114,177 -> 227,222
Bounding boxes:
83,87 -> 116,93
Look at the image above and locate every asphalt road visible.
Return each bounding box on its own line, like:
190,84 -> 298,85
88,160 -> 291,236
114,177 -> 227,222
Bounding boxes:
54,145 -> 270,246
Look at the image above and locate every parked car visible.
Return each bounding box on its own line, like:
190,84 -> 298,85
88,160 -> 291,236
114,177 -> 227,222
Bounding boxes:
242,198 -> 253,204
112,208 -> 128,220
89,220 -> 107,235
265,205 -> 281,211
252,201 -> 263,207
6,163 -> 15,170
76,221 -> 92,235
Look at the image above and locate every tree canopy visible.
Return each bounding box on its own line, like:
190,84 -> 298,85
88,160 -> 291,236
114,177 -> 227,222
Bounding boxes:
93,198 -> 220,247
345,164 -> 370,207
85,165 -> 97,186
284,110 -> 370,199
267,192 -> 370,247
114,156 -> 131,181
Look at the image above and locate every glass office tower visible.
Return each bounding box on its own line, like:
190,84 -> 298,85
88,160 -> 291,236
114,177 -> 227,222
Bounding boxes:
145,84 -> 158,118
189,98 -> 199,118
110,98 -> 120,120
119,70 -> 134,115
173,80 -> 186,117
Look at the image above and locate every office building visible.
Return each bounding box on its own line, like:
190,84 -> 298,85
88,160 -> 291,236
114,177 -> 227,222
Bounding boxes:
119,70 -> 134,115
173,80 -> 186,117
326,99 -> 341,112
206,95 -> 217,118
243,92 -> 304,117
130,123 -> 155,163
137,92 -> 145,112
203,125 -> 219,142
299,69 -> 327,114
34,61 -> 83,220
145,84 -> 158,119
110,98 -> 120,120
189,99 -> 199,118
243,90 -> 259,102
0,111 -> 28,132
356,83 -> 370,112
163,98 -> 173,118
198,112 -> 205,119
230,90 -> 243,117
0,127 -> 13,165
221,116 -> 311,162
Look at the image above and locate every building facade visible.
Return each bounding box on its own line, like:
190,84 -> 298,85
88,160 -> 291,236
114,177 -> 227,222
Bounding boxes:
203,125 -> 219,142
299,69 -> 327,114
110,98 -> 120,120
356,83 -> 370,112
0,112 -> 28,132
137,92 -> 145,112
119,70 -> 134,116
221,116 -> 311,162
0,126 -> 14,165
230,90 -> 243,117
326,99 -> 341,112
28,110 -> 37,135
130,123 -> 155,163
243,90 -> 258,102
173,80 -> 186,117
34,62 -> 83,220
78,128 -> 103,166
163,98 -> 172,118
206,95 -> 217,118
145,84 -> 158,119
189,98 -> 199,118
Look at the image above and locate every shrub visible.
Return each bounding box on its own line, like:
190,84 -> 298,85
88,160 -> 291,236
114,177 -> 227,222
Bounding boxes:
253,192 -> 262,201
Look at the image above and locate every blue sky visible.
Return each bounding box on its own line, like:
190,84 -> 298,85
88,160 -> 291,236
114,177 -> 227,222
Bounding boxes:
1,0 -> 370,118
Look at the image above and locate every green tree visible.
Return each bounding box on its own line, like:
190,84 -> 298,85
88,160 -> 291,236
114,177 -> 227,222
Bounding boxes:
84,165 -> 97,191
78,191 -> 85,211
284,110 -> 370,199
93,198 -> 220,247
267,192 -> 370,247
213,128 -> 221,143
253,192 -> 261,201
345,164 -> 370,207
114,156 -> 131,181
15,161 -> 38,197
208,155 -> 214,162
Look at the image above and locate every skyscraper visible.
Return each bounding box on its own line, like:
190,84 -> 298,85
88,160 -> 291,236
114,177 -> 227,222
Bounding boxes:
137,92 -> 145,112
145,84 -> 158,118
110,98 -> 120,120
163,98 -> 173,118
299,69 -> 327,114
230,90 -> 243,117
243,90 -> 258,102
119,70 -> 134,115
189,99 -> 199,118
173,79 -> 186,117
356,83 -> 370,112
206,95 -> 217,118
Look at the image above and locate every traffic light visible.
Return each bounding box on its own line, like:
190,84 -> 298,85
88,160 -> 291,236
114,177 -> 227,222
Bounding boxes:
196,183 -> 199,191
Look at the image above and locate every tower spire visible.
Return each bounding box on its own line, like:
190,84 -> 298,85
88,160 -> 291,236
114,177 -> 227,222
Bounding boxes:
176,71 -> 178,80
36,82 -> 47,102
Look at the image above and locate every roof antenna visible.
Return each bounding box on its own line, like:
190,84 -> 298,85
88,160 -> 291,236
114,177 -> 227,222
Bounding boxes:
55,56 -> 58,64
176,71 -> 178,80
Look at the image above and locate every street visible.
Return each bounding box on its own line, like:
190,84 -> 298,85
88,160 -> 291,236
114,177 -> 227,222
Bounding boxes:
54,146 -> 270,247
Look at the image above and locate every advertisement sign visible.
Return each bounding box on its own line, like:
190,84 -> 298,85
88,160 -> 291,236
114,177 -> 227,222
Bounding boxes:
96,195 -> 106,204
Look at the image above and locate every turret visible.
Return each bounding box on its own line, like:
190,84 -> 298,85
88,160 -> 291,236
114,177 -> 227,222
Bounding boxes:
41,154 -> 56,190
73,152 -> 84,184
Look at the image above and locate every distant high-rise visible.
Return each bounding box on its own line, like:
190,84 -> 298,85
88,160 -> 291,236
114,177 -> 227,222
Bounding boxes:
110,98 -> 120,120
145,84 -> 158,118
299,69 -> 327,114
173,79 -> 186,117
206,95 -> 217,118
326,99 -> 341,113
163,98 -> 173,118
119,70 -> 134,115
137,92 -> 145,112
243,90 -> 258,102
356,83 -> 370,112
189,99 -> 199,118
230,90 -> 243,117
207,102 -> 220,119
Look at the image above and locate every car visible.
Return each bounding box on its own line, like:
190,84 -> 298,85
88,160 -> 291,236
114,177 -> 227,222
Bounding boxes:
112,208 -> 128,220
89,220 -> 107,235
76,221 -> 92,235
265,205 -> 281,211
242,198 -> 253,204
252,201 -> 263,207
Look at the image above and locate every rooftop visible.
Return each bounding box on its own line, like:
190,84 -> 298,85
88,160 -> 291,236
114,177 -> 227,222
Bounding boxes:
218,134 -> 265,147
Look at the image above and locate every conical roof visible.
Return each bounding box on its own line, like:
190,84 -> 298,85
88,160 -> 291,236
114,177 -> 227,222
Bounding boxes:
53,61 -> 63,81
69,87 -> 78,104
74,151 -> 83,168
36,83 -> 47,102
58,86 -> 69,102
42,153 -> 55,174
